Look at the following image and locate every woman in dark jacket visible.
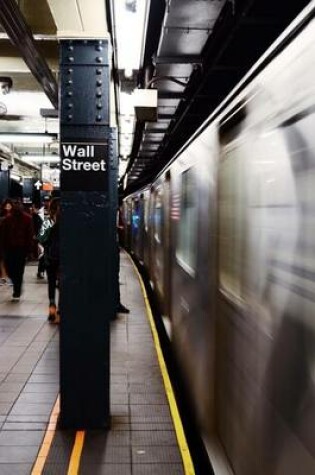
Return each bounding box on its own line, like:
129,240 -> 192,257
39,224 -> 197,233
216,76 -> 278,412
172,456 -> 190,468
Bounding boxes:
0,198 -> 13,284
1,200 -> 33,301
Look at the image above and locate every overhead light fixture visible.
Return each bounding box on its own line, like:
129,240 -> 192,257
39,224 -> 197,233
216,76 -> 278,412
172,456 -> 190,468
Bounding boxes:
114,0 -> 149,71
20,155 -> 60,163
133,89 -> 157,121
10,173 -> 21,182
124,68 -> 133,78
0,133 -> 57,144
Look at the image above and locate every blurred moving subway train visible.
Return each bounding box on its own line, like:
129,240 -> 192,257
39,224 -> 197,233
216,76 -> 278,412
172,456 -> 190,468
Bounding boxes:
123,4 -> 315,474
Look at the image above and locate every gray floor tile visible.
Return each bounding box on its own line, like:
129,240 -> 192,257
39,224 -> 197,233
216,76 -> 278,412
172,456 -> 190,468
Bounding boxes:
0,430 -> 44,446
0,445 -> 39,463
0,464 -> 33,475
79,464 -> 131,475
23,383 -> 58,393
6,415 -> 51,422
9,402 -> 53,416
0,393 -> 18,404
0,402 -> 13,415
132,446 -> 182,464
4,374 -> 29,383
42,463 -> 68,475
82,446 -> 131,464
131,430 -> 177,446
133,464 -> 184,475
2,422 -> 48,431
17,392 -> 57,404
84,431 -> 130,448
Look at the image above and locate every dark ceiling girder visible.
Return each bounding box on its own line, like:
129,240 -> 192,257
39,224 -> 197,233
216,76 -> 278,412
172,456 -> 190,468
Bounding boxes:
158,113 -> 174,119
144,128 -> 168,133
158,91 -> 184,99
138,0 -> 166,87
0,0 -> 58,108
141,140 -> 161,144
40,108 -> 59,118
155,55 -> 202,65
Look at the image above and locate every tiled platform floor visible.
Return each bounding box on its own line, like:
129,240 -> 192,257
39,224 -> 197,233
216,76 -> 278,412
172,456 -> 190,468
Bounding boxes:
0,264 -> 58,474
0,254 -> 185,474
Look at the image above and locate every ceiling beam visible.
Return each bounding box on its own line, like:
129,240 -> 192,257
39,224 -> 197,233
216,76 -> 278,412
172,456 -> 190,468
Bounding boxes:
0,0 -> 58,108
156,55 -> 202,65
158,91 -> 184,99
46,0 -> 107,34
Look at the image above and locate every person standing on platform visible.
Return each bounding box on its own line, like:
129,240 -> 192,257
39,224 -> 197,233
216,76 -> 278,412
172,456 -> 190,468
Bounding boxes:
30,203 -> 43,261
0,199 -> 33,301
38,198 -> 60,323
37,196 -> 51,279
38,195 -> 51,220
115,203 -> 129,315
0,199 -> 13,285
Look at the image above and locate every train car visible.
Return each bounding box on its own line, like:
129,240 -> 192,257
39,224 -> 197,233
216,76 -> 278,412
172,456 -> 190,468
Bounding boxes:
149,174 -> 173,320
124,4 -> 315,474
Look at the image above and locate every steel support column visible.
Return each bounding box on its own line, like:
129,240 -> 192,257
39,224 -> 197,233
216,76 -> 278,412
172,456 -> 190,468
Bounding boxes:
59,38 -> 116,429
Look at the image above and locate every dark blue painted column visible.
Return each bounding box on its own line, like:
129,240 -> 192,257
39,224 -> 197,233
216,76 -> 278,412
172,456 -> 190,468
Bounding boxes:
22,177 -> 34,205
0,170 -> 9,202
59,39 -> 116,429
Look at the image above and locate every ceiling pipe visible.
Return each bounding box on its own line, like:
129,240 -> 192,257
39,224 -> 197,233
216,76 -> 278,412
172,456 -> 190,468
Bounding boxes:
0,0 -> 58,108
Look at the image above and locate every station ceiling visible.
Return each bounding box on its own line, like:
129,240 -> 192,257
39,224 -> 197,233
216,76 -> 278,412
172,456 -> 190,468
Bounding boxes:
0,0 -> 311,190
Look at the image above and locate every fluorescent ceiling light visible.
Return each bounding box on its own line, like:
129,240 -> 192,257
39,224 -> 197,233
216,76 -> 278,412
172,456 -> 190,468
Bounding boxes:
114,0 -> 149,71
10,173 -> 21,182
1,92 -> 53,116
21,155 -> 60,163
0,133 -> 57,144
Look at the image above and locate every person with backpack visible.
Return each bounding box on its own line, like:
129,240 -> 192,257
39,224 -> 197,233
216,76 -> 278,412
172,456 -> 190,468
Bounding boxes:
38,198 -> 60,323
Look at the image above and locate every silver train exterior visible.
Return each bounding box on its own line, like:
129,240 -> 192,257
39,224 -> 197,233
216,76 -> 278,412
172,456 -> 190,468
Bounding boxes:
123,4 -> 315,474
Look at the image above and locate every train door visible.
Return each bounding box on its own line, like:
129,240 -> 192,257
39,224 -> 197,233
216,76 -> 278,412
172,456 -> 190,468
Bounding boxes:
216,104 -> 259,472
148,186 -> 154,277
151,184 -> 165,313
143,189 -> 150,269
137,194 -> 145,263
124,198 -> 132,250
163,171 -> 172,319
131,198 -> 140,253
172,163 -> 199,339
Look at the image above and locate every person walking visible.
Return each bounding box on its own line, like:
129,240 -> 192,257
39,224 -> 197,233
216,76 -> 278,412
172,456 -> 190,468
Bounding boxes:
0,198 -> 13,285
30,203 -> 43,262
37,196 -> 50,278
38,198 -> 60,323
0,199 -> 33,301
115,204 -> 129,315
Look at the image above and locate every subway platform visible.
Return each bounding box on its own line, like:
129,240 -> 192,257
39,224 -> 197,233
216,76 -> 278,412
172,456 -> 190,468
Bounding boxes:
0,252 -> 191,474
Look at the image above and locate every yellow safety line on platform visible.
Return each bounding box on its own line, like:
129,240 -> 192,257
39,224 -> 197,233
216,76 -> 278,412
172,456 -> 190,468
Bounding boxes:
31,395 -> 60,475
67,431 -> 86,475
129,254 -> 195,475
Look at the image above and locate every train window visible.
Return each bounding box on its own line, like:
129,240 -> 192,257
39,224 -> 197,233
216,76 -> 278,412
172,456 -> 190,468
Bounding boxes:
154,190 -> 163,244
176,167 -> 196,274
126,202 -> 132,225
144,195 -> 150,232
132,200 -> 140,231
218,146 -> 246,299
